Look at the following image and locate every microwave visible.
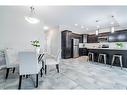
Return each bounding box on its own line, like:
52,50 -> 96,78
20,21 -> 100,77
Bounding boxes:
98,36 -> 108,42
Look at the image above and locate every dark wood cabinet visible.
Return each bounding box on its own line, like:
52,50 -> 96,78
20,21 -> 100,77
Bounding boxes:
98,32 -> 108,37
87,34 -> 98,43
61,30 -> 72,59
79,48 -> 88,56
61,30 -> 84,59
71,33 -> 83,43
83,34 -> 87,43
109,30 -> 127,42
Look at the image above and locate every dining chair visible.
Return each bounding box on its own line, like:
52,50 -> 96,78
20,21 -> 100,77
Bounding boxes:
38,53 -> 45,70
18,51 -> 43,89
44,50 -> 61,74
4,48 -> 19,79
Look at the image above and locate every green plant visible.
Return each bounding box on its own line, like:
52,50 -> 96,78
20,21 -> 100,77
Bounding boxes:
116,42 -> 123,48
31,40 -> 40,47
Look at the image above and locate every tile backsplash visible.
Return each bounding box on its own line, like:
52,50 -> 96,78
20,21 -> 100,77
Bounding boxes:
84,42 -> 127,49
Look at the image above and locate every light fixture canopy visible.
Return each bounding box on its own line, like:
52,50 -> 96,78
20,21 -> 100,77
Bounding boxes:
25,6 -> 40,24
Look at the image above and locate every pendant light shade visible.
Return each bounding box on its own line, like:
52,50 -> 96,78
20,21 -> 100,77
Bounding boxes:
96,29 -> 99,35
111,26 -> 115,33
25,16 -> 40,24
25,6 -> 40,24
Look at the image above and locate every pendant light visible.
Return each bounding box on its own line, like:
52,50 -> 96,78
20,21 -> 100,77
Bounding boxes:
110,15 -> 119,33
95,20 -> 100,35
111,26 -> 115,33
96,29 -> 99,35
25,6 -> 40,24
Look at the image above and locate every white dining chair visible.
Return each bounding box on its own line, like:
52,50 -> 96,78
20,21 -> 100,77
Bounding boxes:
44,50 -> 61,74
4,48 -> 19,79
18,51 -> 43,89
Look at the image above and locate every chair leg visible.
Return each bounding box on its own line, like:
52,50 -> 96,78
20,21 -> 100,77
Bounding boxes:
26,75 -> 28,78
35,74 -> 38,88
18,75 -> 22,89
45,65 -> 47,75
12,68 -> 15,73
5,68 -> 10,79
42,61 -> 44,70
40,68 -> 43,77
56,64 -> 59,73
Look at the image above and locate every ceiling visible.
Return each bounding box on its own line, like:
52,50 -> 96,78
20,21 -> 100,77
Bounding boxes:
1,6 -> 127,33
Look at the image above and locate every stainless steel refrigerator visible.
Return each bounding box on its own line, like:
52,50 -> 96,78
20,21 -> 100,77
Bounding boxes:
72,39 -> 79,58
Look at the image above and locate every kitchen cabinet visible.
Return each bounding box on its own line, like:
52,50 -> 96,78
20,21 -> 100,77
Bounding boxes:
61,30 -> 72,59
87,34 -> 98,43
108,30 -> 127,42
71,33 -> 83,43
79,48 -> 88,56
83,34 -> 87,43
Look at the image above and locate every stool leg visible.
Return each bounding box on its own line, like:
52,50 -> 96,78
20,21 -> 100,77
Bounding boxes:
111,56 -> 115,68
104,55 -> 106,65
120,56 -> 123,70
88,54 -> 90,62
98,55 -> 100,63
92,54 -> 94,62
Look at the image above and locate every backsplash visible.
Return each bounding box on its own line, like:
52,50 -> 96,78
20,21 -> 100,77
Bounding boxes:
85,42 -> 127,49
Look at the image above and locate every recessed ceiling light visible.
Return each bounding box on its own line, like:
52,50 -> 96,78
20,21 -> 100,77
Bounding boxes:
81,26 -> 84,29
111,22 -> 114,25
86,28 -> 89,30
43,26 -> 49,30
74,24 -> 78,26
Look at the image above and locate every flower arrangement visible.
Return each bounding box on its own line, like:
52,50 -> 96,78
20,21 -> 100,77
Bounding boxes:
31,40 -> 40,47
116,42 -> 123,48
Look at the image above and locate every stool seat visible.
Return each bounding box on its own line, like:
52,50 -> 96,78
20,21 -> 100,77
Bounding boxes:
88,52 -> 94,62
98,53 -> 107,65
111,54 -> 123,69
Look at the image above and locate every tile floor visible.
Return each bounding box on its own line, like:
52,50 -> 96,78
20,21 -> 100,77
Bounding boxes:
0,56 -> 127,89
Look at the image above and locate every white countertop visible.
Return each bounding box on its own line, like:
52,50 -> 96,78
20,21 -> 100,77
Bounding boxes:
87,48 -> 127,50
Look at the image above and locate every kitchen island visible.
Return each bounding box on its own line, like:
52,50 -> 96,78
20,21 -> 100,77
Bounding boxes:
87,48 -> 127,68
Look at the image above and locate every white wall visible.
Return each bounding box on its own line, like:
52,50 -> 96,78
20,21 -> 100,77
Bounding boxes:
0,7 -> 45,51
46,26 -> 61,57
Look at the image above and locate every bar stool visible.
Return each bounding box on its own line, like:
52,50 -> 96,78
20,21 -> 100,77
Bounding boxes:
98,54 -> 107,65
111,54 -> 123,69
88,52 -> 94,62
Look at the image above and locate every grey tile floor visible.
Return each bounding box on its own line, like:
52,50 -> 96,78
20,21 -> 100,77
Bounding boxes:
1,56 -> 127,89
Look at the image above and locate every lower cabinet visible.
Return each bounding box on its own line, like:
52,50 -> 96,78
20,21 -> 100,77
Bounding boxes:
79,48 -> 88,56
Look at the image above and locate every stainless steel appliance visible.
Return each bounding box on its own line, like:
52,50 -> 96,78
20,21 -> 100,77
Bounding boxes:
72,39 -> 79,58
98,36 -> 108,43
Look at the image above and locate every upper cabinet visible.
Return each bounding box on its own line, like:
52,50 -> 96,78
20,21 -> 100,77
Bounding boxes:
83,34 -> 87,43
71,33 -> 83,43
87,34 -> 98,43
87,29 -> 127,43
108,30 -> 127,42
